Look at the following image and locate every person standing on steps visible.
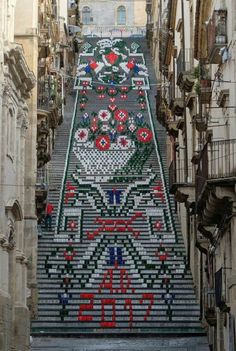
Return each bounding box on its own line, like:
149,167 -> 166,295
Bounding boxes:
45,201 -> 54,230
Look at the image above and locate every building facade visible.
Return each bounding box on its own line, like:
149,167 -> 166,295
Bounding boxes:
36,0 -> 82,219
0,0 -> 36,349
79,0 -> 146,37
147,0 -> 236,350
0,1 -> 82,349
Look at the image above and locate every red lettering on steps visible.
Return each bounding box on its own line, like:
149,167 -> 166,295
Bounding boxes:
100,298 -> 116,328
78,293 -> 94,321
98,269 -> 113,293
120,268 -> 134,293
124,299 -> 133,328
140,293 -> 154,321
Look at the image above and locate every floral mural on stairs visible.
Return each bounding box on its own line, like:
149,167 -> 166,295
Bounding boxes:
41,39 -> 198,332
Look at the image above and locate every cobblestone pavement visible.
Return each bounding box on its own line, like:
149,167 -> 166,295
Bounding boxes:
31,336 -> 209,351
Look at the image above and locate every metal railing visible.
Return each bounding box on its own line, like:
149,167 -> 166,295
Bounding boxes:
196,139 -> 236,198
207,10 -> 227,50
203,288 -> 215,309
167,85 -> 182,106
209,139 -> 236,179
169,160 -> 194,189
196,143 -> 209,199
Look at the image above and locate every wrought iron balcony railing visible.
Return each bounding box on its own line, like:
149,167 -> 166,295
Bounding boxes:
169,160 -> 194,190
207,9 -> 227,64
196,139 -> 236,199
176,48 -> 194,79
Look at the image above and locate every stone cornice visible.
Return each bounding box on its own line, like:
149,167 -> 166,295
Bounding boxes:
4,43 -> 36,99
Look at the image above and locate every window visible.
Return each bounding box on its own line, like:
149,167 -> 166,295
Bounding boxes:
117,6 -> 126,25
82,6 -> 92,25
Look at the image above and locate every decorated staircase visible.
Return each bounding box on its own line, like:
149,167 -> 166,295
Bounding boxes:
32,39 -> 204,336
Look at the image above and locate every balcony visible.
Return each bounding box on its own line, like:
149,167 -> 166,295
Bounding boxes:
207,9 -> 227,64
196,139 -> 236,226
37,76 -> 63,129
176,49 -> 195,92
168,86 -> 184,116
169,160 -> 195,203
203,288 -> 217,326
199,79 -> 212,104
156,87 -> 168,128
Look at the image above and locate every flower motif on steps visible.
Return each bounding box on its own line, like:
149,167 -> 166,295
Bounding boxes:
89,59 -> 98,70
90,125 -> 98,133
117,136 -> 132,150
116,123 -> 126,133
105,51 -> 119,65
128,123 -> 136,133
98,109 -> 111,122
101,123 -> 110,132
95,135 -> 111,151
108,104 -> 117,112
114,109 -> 129,123
136,127 -> 153,143
75,129 -> 88,143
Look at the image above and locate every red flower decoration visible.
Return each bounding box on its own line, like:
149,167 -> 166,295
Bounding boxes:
89,60 -> 98,70
97,86 -> 105,91
140,103 -> 146,110
157,251 -> 168,261
108,88 -> 117,95
138,90 -> 145,96
121,94 -> 127,100
108,104 -> 117,112
137,128 -> 153,143
126,59 -> 135,69
135,81 -> 144,86
95,135 -> 111,151
114,109 -> 129,122
121,86 -> 129,92
68,221 -> 76,230
105,51 -> 119,65
117,124 -> 126,133
155,221 -> 162,231
91,125 -> 98,133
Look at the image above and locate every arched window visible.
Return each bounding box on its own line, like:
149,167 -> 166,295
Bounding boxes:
82,6 -> 92,25
117,6 -> 126,25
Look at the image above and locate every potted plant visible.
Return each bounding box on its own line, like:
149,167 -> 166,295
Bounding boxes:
193,64 -> 211,91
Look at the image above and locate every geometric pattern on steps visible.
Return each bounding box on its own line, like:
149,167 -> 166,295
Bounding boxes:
33,39 -> 204,335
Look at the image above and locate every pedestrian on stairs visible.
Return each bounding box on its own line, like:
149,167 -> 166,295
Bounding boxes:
45,201 -> 54,230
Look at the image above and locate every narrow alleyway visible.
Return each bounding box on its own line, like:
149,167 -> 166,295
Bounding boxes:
32,38 -> 209,349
